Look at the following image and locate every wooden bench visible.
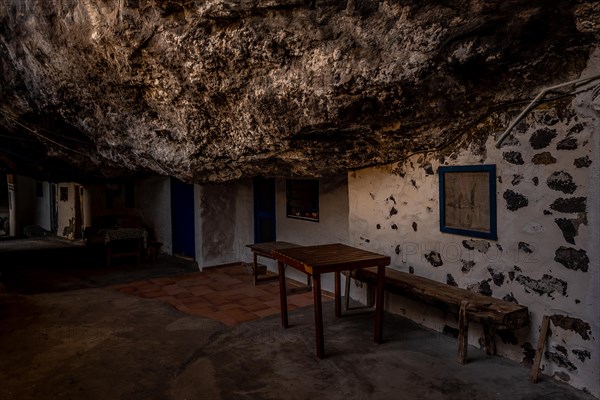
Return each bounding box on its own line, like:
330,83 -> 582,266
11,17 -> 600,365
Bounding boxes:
346,267 -> 529,364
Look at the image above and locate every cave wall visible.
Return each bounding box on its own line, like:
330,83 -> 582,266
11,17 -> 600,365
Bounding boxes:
347,58 -> 599,395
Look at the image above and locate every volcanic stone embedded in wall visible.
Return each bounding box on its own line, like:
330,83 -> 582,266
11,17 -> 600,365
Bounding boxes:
568,123 -> 584,134
545,351 -> 578,371
467,280 -> 492,296
557,136 -> 578,150
572,349 -> 591,362
530,128 -> 557,149
461,259 -> 475,273
446,274 -> 458,287
422,162 -> 434,176
574,156 -> 592,168
547,171 -> 577,194
424,251 -> 443,267
554,215 -> 587,245
515,274 -> 567,297
532,152 -> 557,165
487,267 -> 505,286
503,151 -> 525,165
462,239 -> 490,253
539,111 -> 560,126
502,293 -> 518,303
503,190 -> 528,211
554,246 -> 589,272
551,314 -> 592,340
522,342 -> 536,367
550,197 -> 586,213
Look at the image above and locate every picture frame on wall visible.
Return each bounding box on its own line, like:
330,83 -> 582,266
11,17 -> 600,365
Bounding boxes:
438,164 -> 497,240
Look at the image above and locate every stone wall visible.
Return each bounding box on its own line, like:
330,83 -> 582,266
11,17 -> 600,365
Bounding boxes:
348,65 -> 599,395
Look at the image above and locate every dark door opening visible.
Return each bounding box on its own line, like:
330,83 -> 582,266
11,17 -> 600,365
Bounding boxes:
171,178 -> 196,259
0,174 -> 8,236
253,177 -> 276,243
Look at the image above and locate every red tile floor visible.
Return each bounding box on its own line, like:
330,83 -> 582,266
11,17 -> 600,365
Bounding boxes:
112,264 -> 333,326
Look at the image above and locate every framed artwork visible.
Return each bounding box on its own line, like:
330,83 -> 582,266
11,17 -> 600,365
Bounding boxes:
438,164 -> 497,240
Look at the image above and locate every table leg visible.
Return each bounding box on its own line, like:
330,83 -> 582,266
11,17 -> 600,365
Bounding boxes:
313,273 -> 324,358
374,265 -> 385,343
277,260 -> 288,328
334,271 -> 341,317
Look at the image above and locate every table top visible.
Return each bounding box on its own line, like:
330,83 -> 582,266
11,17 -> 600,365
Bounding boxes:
246,241 -> 302,254
272,243 -> 390,275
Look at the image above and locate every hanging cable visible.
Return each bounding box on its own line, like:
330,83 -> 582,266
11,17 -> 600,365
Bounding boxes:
495,74 -> 600,148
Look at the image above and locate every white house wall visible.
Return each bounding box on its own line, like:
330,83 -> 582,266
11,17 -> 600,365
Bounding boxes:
195,179 -> 254,269
137,176 -> 173,254
348,60 -> 599,395
56,183 -> 78,239
274,175 -> 350,292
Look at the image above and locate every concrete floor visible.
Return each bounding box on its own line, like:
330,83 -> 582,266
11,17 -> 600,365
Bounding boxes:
0,244 -> 596,400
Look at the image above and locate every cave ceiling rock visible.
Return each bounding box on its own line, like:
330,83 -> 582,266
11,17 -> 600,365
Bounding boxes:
0,0 -> 596,182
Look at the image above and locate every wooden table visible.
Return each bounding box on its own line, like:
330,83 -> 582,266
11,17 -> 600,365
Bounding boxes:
246,241 -> 311,290
272,243 -> 390,358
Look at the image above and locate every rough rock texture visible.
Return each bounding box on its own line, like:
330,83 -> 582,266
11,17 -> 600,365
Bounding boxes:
0,0 -> 597,182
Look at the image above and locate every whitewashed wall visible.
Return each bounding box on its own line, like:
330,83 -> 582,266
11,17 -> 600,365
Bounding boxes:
348,58 -> 599,396
137,176 -> 173,254
272,175 -> 350,292
56,183 -> 82,239
195,179 -> 254,269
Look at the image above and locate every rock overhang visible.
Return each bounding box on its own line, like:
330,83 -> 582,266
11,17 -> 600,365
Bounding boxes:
0,0 -> 596,183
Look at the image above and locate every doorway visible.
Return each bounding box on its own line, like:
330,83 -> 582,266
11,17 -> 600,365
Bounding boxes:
253,177 -> 276,243
171,178 -> 196,259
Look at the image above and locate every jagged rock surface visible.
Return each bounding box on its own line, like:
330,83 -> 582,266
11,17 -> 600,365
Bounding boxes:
0,0 -> 596,182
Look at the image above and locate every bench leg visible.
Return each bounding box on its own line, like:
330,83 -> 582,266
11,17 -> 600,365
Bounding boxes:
483,323 -> 497,356
458,300 -> 469,364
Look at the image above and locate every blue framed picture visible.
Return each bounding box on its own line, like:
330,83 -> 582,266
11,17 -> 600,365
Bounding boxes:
438,164 -> 497,240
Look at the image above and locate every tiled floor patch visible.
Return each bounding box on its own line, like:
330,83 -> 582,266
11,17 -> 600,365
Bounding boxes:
113,264 -> 332,326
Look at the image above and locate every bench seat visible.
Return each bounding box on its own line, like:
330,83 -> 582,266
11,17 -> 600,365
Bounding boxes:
349,266 -> 529,363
